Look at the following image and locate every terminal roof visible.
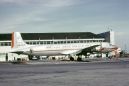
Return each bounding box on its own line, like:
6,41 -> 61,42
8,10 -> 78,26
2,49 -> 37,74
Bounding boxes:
0,32 -> 103,41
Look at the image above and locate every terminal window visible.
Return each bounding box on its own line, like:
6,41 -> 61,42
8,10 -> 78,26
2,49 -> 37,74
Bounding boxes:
0,42 -> 11,46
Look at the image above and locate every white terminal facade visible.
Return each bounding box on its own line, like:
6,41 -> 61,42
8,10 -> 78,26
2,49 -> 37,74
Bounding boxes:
0,30 -> 117,62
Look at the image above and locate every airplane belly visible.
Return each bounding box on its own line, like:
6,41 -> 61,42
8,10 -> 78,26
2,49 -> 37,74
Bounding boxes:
31,50 -> 63,56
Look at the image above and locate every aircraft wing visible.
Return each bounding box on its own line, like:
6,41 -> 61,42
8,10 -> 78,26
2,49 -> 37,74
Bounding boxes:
60,45 -> 100,55
11,51 -> 24,55
75,45 -> 100,56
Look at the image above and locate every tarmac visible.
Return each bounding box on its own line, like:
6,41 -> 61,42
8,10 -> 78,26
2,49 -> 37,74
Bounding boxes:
0,57 -> 129,86
26,57 -> 129,65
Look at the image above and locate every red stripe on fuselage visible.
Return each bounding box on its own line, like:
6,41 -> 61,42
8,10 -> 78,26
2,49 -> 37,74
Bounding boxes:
11,32 -> 14,48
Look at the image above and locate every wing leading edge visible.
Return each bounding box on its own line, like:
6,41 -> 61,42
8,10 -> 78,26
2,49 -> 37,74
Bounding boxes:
75,45 -> 100,56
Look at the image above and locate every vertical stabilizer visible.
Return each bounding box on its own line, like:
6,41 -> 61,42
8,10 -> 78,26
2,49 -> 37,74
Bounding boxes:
11,32 -> 27,48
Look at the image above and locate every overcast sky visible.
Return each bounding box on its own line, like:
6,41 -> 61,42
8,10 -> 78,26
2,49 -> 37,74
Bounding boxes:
0,0 -> 129,51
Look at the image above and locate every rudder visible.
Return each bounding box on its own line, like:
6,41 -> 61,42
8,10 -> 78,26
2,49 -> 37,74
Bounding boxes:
11,32 -> 27,48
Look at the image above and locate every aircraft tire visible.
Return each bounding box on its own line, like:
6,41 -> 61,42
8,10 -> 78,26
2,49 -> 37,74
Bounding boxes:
77,57 -> 82,61
28,55 -> 33,60
70,57 -> 74,61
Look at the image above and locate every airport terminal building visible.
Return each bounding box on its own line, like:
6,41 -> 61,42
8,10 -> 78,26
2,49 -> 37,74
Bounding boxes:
0,30 -> 116,62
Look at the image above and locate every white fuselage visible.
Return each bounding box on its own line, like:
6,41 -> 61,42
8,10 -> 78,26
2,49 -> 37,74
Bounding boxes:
22,43 -> 100,56
10,32 -> 104,56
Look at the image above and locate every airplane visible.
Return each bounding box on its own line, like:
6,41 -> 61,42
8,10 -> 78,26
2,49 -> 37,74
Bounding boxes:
10,32 -> 101,61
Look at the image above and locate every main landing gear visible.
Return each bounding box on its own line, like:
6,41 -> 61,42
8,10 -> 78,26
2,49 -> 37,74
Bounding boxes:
69,55 -> 83,61
28,55 -> 40,60
69,56 -> 74,61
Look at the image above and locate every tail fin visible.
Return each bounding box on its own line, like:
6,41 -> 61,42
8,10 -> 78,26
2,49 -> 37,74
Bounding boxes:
11,32 -> 27,48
